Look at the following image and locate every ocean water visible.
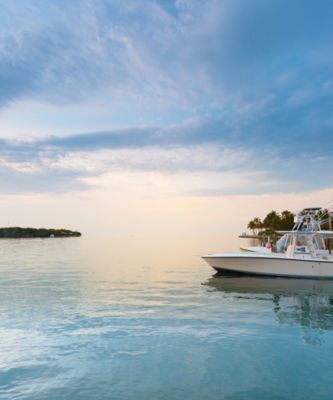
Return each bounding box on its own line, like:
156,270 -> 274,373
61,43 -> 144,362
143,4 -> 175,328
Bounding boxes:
1,235 -> 333,400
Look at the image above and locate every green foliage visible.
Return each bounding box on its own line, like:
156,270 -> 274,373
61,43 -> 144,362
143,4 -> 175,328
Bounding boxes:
248,210 -> 295,235
247,217 -> 263,234
280,210 -> 295,230
263,211 -> 281,231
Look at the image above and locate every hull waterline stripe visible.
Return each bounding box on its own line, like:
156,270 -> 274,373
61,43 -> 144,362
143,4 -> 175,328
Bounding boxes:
212,266 -> 333,279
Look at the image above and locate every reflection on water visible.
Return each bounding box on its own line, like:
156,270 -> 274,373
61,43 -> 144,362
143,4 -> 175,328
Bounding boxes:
1,236 -> 333,399
205,274 -> 333,344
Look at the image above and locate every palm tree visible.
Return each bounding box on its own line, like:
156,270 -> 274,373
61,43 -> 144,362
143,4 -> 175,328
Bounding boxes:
247,217 -> 262,235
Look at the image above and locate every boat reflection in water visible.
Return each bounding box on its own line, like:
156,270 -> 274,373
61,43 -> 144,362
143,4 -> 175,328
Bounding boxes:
204,273 -> 333,344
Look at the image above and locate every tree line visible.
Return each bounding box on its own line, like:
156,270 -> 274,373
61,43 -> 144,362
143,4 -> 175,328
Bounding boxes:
247,210 -> 294,235
248,209 -> 332,236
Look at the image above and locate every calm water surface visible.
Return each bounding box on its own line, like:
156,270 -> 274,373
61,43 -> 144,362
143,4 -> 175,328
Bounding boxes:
1,235 -> 333,399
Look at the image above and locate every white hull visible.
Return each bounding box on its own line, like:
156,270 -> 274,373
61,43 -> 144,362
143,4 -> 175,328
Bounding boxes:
202,253 -> 333,278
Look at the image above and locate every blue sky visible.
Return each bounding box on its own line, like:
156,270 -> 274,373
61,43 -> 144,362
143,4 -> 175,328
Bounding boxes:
0,0 -> 333,197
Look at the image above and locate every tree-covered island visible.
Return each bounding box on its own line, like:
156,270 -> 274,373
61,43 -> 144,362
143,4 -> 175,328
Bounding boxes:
246,208 -> 332,244
0,227 -> 81,239
247,210 -> 295,236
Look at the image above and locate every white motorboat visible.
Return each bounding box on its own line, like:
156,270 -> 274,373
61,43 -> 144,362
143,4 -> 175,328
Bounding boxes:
203,207 -> 333,278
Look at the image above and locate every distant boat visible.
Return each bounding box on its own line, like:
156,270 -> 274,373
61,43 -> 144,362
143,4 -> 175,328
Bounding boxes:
203,207 -> 333,279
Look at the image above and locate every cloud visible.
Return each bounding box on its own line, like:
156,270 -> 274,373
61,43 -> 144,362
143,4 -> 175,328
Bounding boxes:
40,128 -> 158,150
0,0 -> 332,110
0,0 -> 187,108
0,111 -> 332,195
0,0 -> 332,196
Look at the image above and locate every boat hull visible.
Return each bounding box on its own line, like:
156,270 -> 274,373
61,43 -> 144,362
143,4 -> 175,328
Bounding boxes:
202,253 -> 333,278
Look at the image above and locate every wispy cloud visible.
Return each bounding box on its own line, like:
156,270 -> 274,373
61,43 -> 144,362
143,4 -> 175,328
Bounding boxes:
0,112 -> 332,195
1,0 -> 332,109
0,0 -> 332,195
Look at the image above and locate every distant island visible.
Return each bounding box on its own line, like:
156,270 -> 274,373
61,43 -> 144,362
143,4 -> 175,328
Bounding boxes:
0,227 -> 82,239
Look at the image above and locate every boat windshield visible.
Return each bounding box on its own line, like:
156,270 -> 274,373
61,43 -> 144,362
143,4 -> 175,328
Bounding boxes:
312,235 -> 326,250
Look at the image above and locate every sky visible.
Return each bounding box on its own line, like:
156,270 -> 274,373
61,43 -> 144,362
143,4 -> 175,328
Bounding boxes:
0,0 -> 332,236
